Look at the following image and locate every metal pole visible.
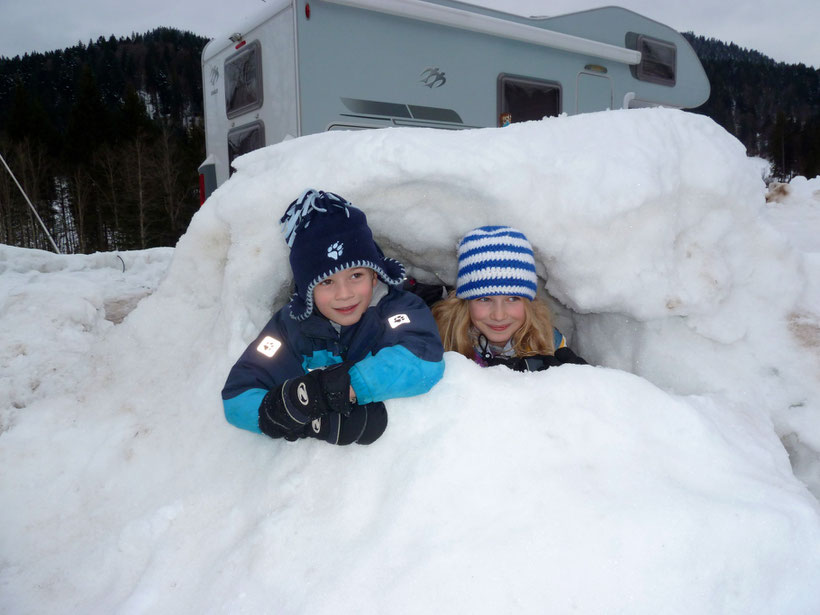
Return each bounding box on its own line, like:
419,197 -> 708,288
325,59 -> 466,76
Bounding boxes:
0,150 -> 61,254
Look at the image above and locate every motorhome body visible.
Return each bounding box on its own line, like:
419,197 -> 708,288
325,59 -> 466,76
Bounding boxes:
199,0 -> 710,201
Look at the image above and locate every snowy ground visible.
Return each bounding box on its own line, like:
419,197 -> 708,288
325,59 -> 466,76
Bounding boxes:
2,109 -> 820,614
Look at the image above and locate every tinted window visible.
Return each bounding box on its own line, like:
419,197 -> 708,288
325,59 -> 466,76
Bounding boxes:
228,121 -> 265,176
225,41 -> 263,118
632,35 -> 676,86
498,75 -> 561,125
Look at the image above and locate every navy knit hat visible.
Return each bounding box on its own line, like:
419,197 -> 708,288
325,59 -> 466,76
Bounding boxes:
455,226 -> 538,300
280,189 -> 405,320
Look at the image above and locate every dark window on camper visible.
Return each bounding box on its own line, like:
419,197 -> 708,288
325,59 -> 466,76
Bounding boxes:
227,121 -> 265,176
627,34 -> 676,86
498,75 -> 561,125
225,41 -> 263,118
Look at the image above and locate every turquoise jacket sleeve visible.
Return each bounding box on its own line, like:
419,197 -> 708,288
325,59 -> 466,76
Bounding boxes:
349,345 -> 445,404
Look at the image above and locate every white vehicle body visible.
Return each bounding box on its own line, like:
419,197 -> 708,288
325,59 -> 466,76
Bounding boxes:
199,0 -> 710,201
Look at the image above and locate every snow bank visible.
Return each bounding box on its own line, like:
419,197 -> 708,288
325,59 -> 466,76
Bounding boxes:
764,175 -> 820,252
0,246 -> 172,422
202,107 -> 820,489
2,109 -> 820,613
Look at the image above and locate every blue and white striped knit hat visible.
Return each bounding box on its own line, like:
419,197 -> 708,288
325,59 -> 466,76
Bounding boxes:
280,189 -> 406,321
455,226 -> 538,300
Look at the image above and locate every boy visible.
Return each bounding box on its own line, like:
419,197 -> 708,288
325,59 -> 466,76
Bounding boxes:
221,189 -> 445,445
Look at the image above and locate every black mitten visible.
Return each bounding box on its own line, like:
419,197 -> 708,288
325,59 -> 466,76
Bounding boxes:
485,350 -> 586,373
522,349 -> 588,371
257,363 -> 353,440
522,354 -> 562,372
302,402 -> 388,445
282,362 -> 353,418
484,355 -> 526,371
554,347 -> 588,365
353,402 -> 388,445
258,384 -> 306,439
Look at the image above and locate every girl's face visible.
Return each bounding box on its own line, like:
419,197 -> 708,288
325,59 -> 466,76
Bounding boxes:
313,267 -> 378,326
468,295 -> 526,345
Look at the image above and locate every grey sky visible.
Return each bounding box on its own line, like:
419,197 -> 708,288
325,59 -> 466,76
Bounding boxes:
0,0 -> 817,68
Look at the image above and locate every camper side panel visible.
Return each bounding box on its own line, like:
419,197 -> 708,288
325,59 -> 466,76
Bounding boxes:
294,1 -> 601,132
202,4 -> 298,188
541,7 -> 710,110
292,1 -> 707,132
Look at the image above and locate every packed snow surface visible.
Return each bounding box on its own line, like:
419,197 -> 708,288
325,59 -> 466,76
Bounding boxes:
2,109 -> 820,613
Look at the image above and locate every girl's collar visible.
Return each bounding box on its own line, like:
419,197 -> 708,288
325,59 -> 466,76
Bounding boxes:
472,330 -> 516,361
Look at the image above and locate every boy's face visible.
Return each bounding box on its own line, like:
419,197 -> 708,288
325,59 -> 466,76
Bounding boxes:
313,267 -> 378,326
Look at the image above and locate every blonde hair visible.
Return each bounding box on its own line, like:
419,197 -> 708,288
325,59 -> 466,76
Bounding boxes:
432,291 -> 555,359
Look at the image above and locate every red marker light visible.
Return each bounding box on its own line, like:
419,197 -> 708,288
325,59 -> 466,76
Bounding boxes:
305,3 -> 310,19
235,40 -> 246,50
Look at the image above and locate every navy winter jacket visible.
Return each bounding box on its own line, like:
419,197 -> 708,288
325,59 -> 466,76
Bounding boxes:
222,286 -> 445,434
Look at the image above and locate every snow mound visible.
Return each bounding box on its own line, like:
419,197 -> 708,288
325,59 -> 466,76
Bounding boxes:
2,109 -> 820,613
764,175 -> 820,253
0,246 -> 172,422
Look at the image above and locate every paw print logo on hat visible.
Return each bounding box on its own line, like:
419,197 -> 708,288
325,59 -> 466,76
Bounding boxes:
327,241 -> 344,260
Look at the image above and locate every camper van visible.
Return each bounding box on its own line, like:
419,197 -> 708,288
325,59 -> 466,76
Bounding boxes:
199,0 -> 710,202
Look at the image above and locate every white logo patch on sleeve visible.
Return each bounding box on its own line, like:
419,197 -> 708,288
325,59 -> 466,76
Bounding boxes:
256,336 -> 282,358
388,314 -> 411,329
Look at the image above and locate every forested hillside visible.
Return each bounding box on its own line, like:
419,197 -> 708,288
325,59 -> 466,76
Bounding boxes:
0,28 -> 817,253
684,33 -> 820,180
0,29 -> 207,253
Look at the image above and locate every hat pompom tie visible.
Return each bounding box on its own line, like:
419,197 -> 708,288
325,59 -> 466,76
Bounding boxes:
280,189 -> 351,247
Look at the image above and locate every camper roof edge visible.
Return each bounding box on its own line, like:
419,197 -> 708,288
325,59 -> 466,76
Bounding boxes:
322,0 -> 642,65
202,0 -> 293,63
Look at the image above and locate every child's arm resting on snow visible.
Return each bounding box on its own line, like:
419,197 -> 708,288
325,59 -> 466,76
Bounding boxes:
349,346 -> 444,402
221,316 -> 306,434
348,294 -> 445,403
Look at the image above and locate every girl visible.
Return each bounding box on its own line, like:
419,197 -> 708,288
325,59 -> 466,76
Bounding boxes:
432,226 -> 586,371
222,189 -> 445,445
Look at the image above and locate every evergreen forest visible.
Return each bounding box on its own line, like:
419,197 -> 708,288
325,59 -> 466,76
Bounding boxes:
683,33 -> 820,182
0,29 -> 207,253
0,27 -> 818,254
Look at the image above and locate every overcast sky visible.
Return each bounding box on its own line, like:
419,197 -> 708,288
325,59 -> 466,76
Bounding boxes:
0,0 -> 817,67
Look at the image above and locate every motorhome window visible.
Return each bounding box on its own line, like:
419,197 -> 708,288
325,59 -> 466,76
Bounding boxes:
227,121 -> 265,176
225,41 -> 263,118
629,34 -> 676,86
498,75 -> 560,124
